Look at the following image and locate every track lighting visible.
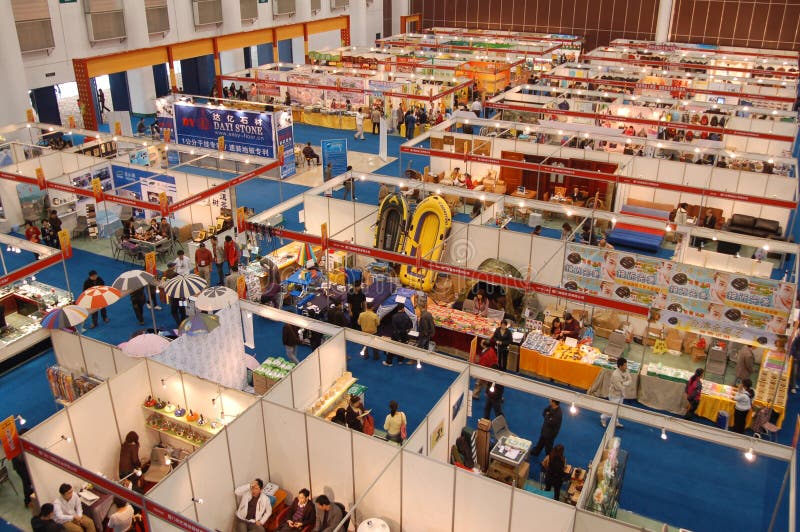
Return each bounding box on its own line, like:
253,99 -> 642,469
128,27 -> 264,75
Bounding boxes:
192,497 -> 204,504
489,383 -> 495,393
661,428 -> 667,440
569,402 -> 577,415
416,360 -> 422,369
360,347 -> 366,358
15,415 -> 26,426
744,448 -> 755,462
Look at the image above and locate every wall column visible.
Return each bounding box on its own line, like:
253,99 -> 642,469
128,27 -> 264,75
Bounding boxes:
0,0 -> 32,124
655,0 -> 674,42
123,0 -> 156,114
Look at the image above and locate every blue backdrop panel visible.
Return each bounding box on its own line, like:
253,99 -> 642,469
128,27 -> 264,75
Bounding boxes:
31,86 -> 61,125
256,44 -> 274,65
277,39 -> 293,63
152,63 -> 171,97
108,72 -> 131,112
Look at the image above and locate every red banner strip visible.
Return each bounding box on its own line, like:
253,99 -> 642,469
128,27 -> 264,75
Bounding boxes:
252,226 -> 649,316
0,253 -> 63,289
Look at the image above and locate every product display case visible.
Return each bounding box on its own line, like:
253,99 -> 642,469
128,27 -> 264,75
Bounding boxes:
309,372 -> 358,420
587,437 -> 627,518
0,281 -> 72,363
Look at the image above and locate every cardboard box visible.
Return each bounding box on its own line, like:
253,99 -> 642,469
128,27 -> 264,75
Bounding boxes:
516,461 -> 530,488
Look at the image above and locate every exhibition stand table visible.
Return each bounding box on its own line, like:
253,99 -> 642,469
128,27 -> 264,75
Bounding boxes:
487,435 -> 533,487
428,303 -> 501,354
78,488 -> 114,532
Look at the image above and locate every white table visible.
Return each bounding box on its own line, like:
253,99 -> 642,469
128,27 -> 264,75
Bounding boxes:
357,518 -> 390,531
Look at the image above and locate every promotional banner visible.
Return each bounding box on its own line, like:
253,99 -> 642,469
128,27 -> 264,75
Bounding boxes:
145,252 -> 157,276
174,104 -> 274,158
562,243 -> 794,348
58,229 -> 72,259
111,165 -> 177,218
274,110 -> 296,179
321,139 -> 349,177
0,416 -> 21,460
35,167 -> 46,190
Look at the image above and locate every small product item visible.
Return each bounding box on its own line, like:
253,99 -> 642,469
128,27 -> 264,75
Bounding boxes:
144,395 -> 156,407
154,398 -> 165,409
186,410 -> 199,422
164,402 -> 175,413
197,414 -> 206,425
174,405 -> 186,417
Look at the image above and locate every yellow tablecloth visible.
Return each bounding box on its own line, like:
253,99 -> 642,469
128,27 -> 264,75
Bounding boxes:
297,111 -> 374,131
519,347 -> 602,390
696,395 -> 786,429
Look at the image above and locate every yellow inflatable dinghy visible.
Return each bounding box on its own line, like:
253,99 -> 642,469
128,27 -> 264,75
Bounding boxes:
399,195 -> 452,291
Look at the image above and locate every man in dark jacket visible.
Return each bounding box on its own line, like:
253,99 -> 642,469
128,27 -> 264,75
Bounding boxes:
417,303 -> 435,351
384,304 -> 413,366
278,488 -> 315,531
327,301 -> 347,327
531,399 -> 563,458
83,270 -> 108,329
492,319 -> 513,369
347,280 -> 366,329
130,286 -> 146,325
483,366 -> 505,420
31,504 -> 64,532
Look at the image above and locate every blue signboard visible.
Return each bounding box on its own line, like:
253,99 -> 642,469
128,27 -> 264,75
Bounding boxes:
321,139 -> 348,179
111,165 -> 177,218
174,104 -> 274,158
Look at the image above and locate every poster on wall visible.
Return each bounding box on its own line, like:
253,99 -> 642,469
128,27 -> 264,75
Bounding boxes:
129,149 -> 150,167
174,104 -> 274,158
321,139 -> 349,178
111,165 -> 177,219
561,243 -> 794,348
274,110 -> 296,179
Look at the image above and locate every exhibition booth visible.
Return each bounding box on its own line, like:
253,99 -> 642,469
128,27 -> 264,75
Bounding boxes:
218,63 -> 473,128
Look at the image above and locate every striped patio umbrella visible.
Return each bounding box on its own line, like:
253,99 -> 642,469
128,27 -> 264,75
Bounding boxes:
295,242 -> 317,267
163,274 -> 208,299
195,286 -> 238,311
76,285 -> 122,310
178,313 -> 220,337
112,270 -> 156,292
40,305 -> 90,329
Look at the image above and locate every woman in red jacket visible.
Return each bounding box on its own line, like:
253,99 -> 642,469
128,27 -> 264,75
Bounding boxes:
223,235 -> 239,272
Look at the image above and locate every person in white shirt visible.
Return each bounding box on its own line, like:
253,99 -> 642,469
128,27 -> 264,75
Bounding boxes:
354,108 -> 365,140
53,483 -> 96,532
174,249 -> 191,276
471,98 -> 482,117
235,478 -> 272,532
106,498 -> 133,532
600,357 -> 631,428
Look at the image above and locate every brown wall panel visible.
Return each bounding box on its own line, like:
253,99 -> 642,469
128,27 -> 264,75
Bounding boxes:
669,0 -> 800,51
410,0 -> 799,51
409,0 -> 659,50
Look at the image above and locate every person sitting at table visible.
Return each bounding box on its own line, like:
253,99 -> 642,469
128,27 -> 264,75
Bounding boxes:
107,498 -> 133,532
542,444 -> 567,501
345,395 -> 365,432
25,221 -> 41,243
149,218 -> 159,233
550,317 -> 563,338
53,484 -> 96,532
158,217 -> 171,238
302,142 -> 320,165
122,219 -> 136,240
313,495 -> 343,532
472,290 -> 489,317
41,219 -> 59,248
570,186 -> 586,204
234,479 -> 272,532
556,313 -> 581,340
32,504 -> 63,532
277,488 -> 316,531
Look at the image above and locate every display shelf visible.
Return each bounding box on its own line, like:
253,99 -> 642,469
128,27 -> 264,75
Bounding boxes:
428,303 -> 500,338
308,372 -> 357,418
142,404 -> 224,442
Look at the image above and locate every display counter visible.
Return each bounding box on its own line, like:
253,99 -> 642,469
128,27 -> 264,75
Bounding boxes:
143,397 -> 225,448
428,303 -> 501,355
638,362 -> 788,428
296,109 -> 374,132
309,372 -> 358,420
0,281 -> 72,363
520,333 -> 641,392
267,241 -> 324,281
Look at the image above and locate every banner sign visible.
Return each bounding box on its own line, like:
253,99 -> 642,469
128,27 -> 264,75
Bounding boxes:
561,243 -> 794,348
111,165 -> 177,218
35,167 -> 46,190
174,104 -> 274,158
321,139 -> 349,178
145,252 -> 157,276
275,110 -> 296,179
0,416 -> 21,459
58,230 -> 72,259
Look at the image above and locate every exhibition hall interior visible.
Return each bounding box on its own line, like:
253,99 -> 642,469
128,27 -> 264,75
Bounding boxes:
0,1 -> 799,532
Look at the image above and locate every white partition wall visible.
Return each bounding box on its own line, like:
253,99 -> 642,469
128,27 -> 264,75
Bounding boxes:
318,331 -> 347,393
107,360 -> 159,462
148,465 -> 197,526
509,488 -> 576,532
51,330 -> 85,374
226,403 -> 269,488
401,451 -> 455,532
448,371 -> 470,450
66,384 -> 121,478
351,433 -> 402,529
262,401 -> 311,496
23,411 -> 80,505
79,335 -> 118,379
573,510 -> 642,532
425,393 -> 451,463
188,434 -> 236,531
290,349 -> 322,410
453,468 -> 513,532
306,415 -> 355,507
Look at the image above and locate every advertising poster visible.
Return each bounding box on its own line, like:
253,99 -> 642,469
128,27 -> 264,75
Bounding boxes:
286,73 -> 325,106
562,243 -> 793,348
0,416 -> 21,460
274,110 -> 296,179
321,139 -> 349,178
336,76 -> 367,105
111,165 -> 177,218
128,148 -> 150,167
255,70 -> 282,99
174,104 -> 274,158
